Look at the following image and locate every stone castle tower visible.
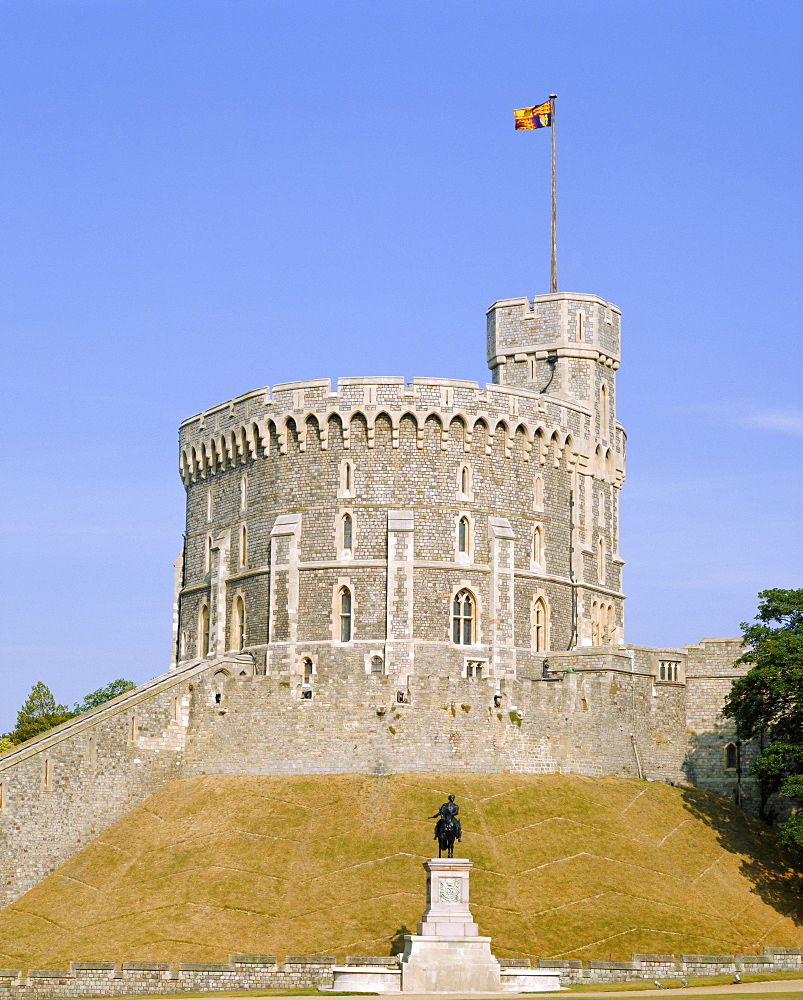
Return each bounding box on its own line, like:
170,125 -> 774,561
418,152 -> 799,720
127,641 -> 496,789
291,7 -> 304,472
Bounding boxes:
175,293 -> 624,690
0,291 -> 752,910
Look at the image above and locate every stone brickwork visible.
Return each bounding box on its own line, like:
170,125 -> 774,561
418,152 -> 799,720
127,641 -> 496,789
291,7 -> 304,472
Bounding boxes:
0,290 -> 758,914
0,948 -> 799,998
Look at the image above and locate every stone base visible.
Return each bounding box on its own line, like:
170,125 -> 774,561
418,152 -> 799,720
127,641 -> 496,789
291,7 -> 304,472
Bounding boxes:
399,935 -> 501,993
330,965 -> 401,993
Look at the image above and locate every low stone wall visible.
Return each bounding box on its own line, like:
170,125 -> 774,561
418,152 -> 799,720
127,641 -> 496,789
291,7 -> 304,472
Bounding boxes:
0,955 -> 336,999
0,948 -> 801,998
538,947 -> 803,984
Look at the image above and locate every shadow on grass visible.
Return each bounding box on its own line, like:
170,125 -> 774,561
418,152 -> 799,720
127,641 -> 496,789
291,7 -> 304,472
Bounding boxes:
678,778 -> 803,925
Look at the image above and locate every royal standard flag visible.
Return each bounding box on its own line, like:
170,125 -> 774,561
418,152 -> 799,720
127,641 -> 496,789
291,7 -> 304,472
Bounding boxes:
513,100 -> 552,130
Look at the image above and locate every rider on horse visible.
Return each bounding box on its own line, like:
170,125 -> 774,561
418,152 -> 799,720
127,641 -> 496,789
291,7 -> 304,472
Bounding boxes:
430,794 -> 462,843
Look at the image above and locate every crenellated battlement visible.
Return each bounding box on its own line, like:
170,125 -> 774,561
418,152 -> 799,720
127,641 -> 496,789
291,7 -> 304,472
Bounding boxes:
178,375 -> 625,487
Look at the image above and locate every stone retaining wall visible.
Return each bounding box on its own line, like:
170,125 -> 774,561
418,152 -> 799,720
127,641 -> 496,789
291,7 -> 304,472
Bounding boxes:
0,948 -> 801,998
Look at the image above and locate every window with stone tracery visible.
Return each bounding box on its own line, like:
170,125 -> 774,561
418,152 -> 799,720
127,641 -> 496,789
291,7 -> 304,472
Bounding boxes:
532,597 -> 548,652
339,586 -> 353,642
452,589 -> 475,645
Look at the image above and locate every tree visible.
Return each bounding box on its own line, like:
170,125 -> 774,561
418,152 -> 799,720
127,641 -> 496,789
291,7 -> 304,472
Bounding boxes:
8,682 -> 75,746
73,679 -> 136,715
723,588 -> 803,842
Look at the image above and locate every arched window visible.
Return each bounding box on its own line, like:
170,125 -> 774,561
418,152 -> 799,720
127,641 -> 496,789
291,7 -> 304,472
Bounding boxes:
240,525 -> 247,567
598,538 -> 606,583
533,475 -> 544,510
458,516 -> 469,554
371,655 -> 384,674
532,526 -> 544,567
302,657 -> 314,685
461,466 -> 469,495
199,604 -> 210,657
725,742 -> 739,770
339,587 -> 352,642
240,475 -> 248,511
342,513 -> 353,552
342,461 -> 353,495
452,589 -> 475,645
660,663 -> 666,680
232,596 -> 245,650
532,597 -> 548,652
600,383 -> 609,438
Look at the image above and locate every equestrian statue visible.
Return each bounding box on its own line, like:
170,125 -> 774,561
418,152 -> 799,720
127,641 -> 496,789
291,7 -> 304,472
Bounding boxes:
430,794 -> 462,858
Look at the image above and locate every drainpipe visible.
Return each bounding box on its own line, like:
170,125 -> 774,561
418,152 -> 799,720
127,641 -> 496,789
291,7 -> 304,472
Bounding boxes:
630,734 -> 644,780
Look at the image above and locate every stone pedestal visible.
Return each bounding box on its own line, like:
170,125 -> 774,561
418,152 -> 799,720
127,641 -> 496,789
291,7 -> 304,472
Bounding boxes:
399,858 -> 501,993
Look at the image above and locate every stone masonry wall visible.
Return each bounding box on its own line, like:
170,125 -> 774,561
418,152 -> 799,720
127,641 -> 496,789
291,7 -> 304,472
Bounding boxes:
0,947 -> 800,998
0,658 -> 216,911
0,640 -> 753,912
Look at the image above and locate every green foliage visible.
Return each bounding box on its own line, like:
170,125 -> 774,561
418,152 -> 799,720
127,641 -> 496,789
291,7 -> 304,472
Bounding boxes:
723,588 -> 803,834
74,679 -> 136,715
5,678 -> 137,747
8,681 -> 74,746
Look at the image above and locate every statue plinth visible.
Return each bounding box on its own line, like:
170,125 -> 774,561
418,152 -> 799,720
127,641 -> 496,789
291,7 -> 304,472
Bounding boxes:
400,858 -> 501,993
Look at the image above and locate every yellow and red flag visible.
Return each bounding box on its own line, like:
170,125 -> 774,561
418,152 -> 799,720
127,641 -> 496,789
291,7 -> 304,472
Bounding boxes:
513,100 -> 553,130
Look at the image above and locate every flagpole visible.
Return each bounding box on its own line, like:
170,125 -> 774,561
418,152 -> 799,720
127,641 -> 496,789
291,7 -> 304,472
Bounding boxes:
550,93 -> 557,293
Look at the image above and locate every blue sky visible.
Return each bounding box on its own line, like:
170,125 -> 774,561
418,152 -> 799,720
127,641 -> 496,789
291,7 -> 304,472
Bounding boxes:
0,0 -> 800,731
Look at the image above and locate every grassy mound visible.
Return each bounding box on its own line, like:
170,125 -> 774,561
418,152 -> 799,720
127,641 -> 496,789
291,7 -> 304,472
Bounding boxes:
1,773 -> 801,969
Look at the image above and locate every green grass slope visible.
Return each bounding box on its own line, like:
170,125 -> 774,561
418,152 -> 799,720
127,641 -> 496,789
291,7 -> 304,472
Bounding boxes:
1,773 -> 801,969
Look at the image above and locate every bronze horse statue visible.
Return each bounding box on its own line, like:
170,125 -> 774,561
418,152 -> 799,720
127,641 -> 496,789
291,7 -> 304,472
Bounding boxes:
435,811 -> 459,858
430,794 -> 462,858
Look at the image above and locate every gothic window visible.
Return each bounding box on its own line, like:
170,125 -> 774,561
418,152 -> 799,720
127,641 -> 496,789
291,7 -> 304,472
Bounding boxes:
199,604 -> 210,657
370,655 -> 384,674
239,525 -> 247,567
339,460 -> 355,498
600,383 -> 609,438
465,660 -> 485,678
240,474 -> 248,511
452,589 -> 475,645
597,538 -> 606,583
725,742 -> 739,770
532,526 -> 544,567
533,475 -> 544,510
458,464 -> 473,500
458,517 -> 469,554
232,596 -> 245,651
532,597 -> 548,652
339,586 -> 353,642
342,513 -> 353,552
591,601 -> 600,645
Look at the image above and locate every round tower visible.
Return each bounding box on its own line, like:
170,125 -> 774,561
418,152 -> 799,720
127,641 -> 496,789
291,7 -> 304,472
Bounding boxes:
174,293 -> 625,697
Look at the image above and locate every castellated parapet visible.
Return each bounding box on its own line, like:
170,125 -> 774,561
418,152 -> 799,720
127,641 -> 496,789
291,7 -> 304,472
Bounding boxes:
0,292 -> 754,911
175,292 -> 626,687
